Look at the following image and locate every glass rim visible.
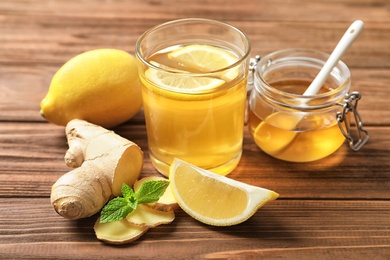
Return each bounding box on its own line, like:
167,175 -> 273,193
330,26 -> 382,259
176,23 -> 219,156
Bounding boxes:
135,18 -> 251,75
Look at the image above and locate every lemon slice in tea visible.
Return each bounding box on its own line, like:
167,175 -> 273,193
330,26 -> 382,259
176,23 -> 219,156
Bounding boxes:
168,44 -> 239,81
169,158 -> 279,226
145,68 -> 225,93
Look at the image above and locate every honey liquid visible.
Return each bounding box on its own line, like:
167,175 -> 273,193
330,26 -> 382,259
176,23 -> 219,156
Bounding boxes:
248,80 -> 346,162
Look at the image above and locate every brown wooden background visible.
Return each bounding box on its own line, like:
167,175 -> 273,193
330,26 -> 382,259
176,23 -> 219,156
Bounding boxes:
1,0 -> 389,259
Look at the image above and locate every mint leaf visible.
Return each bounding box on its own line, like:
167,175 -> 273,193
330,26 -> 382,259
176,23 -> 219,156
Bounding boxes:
135,180 -> 170,204
100,197 -> 134,223
99,180 -> 170,223
121,183 -> 135,199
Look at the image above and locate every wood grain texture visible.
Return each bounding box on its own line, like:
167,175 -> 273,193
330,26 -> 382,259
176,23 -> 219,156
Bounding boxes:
1,198 -> 389,259
0,0 -> 389,259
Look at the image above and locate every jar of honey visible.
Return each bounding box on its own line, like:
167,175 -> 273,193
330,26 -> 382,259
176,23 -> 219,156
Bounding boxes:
248,49 -> 369,162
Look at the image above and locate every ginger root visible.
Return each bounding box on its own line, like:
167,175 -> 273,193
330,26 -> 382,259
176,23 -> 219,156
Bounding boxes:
50,119 -> 144,220
94,205 -> 175,245
94,218 -> 148,245
126,204 -> 175,227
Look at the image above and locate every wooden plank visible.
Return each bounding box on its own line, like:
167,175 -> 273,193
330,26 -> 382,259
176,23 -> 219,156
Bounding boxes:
0,65 -> 389,123
0,122 -> 389,199
0,65 -> 57,122
0,198 -> 389,259
204,247 -> 390,259
1,0 -> 390,67
0,0 -> 389,23
1,16 -> 389,67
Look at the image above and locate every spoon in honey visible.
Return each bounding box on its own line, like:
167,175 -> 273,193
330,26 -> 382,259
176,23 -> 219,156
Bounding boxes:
254,20 -> 365,156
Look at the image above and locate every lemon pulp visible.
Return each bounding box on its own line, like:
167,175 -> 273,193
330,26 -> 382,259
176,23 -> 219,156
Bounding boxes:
172,162 -> 248,219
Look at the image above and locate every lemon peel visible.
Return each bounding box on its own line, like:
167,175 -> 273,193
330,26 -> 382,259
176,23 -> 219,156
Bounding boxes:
40,49 -> 142,128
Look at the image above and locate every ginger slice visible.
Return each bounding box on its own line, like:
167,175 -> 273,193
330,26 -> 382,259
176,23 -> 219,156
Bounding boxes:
134,176 -> 179,212
94,218 -> 148,245
51,119 -> 144,220
126,204 -> 175,228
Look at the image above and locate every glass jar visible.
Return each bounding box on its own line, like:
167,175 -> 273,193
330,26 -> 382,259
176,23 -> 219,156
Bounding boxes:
248,49 -> 368,162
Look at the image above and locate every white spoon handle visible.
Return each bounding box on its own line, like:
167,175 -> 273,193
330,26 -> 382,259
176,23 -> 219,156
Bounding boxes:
304,20 -> 365,96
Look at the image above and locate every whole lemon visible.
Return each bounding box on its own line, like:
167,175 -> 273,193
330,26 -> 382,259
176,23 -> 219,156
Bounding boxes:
40,49 -> 142,128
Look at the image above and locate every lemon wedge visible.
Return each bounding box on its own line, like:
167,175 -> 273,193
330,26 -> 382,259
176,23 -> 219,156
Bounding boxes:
169,158 -> 279,226
168,44 -> 239,81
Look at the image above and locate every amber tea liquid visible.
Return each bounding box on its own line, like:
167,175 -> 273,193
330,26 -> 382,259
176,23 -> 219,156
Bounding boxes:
140,44 -> 247,175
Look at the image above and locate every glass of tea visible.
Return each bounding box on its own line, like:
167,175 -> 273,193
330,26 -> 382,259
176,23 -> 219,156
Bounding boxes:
136,18 -> 251,176
248,49 -> 352,162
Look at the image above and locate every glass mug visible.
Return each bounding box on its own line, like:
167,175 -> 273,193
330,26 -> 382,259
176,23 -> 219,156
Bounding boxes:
136,18 -> 251,176
248,48 -> 368,162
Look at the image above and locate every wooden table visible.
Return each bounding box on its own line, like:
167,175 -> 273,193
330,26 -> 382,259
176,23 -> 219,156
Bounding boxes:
1,0 -> 389,259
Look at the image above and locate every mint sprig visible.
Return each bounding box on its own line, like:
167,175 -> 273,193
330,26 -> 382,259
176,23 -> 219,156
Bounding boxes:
100,180 -> 170,223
